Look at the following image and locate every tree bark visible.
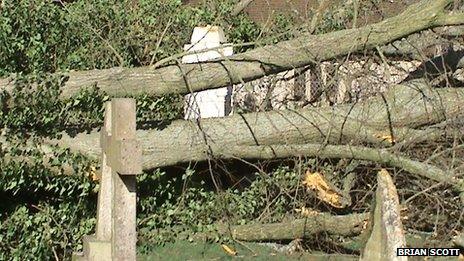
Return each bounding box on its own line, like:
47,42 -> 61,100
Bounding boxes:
53,81 -> 464,169
379,26 -> 464,60
216,144 -> 464,193
0,0 -> 462,99
217,213 -> 368,241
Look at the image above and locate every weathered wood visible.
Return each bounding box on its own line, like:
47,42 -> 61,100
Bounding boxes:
1,0 -> 462,99
361,169 -> 407,261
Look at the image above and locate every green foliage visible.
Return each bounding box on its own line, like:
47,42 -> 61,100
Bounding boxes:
137,166 -> 306,249
0,73 -> 183,136
0,141 -> 96,197
316,10 -> 352,33
138,240 -> 298,260
0,135 -> 98,260
0,0 -> 295,77
0,74 -> 69,135
0,201 -> 96,261
0,72 -> 183,259
0,0 -> 67,75
0,152 -> 353,260
0,0 -> 301,259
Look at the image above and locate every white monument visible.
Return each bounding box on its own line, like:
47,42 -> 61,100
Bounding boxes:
183,25 -> 234,119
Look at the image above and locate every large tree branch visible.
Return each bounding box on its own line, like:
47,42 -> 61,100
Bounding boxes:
164,213 -> 368,247
379,26 -> 464,59
218,213 -> 369,241
53,81 -> 464,167
1,0 -> 462,99
51,82 -> 464,193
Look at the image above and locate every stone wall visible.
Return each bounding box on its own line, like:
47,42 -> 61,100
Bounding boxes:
181,25 -> 464,117
232,60 -> 419,112
233,43 -> 463,112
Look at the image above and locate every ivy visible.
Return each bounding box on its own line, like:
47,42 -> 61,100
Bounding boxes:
0,0 -> 324,259
0,0 -> 298,77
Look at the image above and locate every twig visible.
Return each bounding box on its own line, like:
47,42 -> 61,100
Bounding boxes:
219,144 -> 464,193
231,0 -> 254,16
149,19 -> 173,66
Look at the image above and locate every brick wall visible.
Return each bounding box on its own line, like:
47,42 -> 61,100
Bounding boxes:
244,0 -> 314,24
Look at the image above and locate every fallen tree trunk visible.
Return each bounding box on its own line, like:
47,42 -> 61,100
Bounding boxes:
217,213 -> 368,241
54,81 -> 464,169
1,0 -> 462,98
51,81 -> 464,192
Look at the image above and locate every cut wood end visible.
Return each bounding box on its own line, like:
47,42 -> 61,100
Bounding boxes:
302,171 -> 344,208
374,133 -> 396,144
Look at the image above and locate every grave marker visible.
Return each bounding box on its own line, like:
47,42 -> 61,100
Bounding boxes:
74,98 -> 141,261
183,25 -> 234,119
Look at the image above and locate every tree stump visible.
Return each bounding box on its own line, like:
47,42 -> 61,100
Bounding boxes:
361,169 -> 407,261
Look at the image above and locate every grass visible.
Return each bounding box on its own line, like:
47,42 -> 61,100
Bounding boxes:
138,240 -> 358,261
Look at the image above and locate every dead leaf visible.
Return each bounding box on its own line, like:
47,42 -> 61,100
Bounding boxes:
221,244 -> 237,256
88,166 -> 99,181
362,219 -> 369,231
295,207 -> 320,217
302,171 -> 343,208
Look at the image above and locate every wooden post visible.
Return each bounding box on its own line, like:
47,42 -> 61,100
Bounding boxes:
74,98 -> 141,261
